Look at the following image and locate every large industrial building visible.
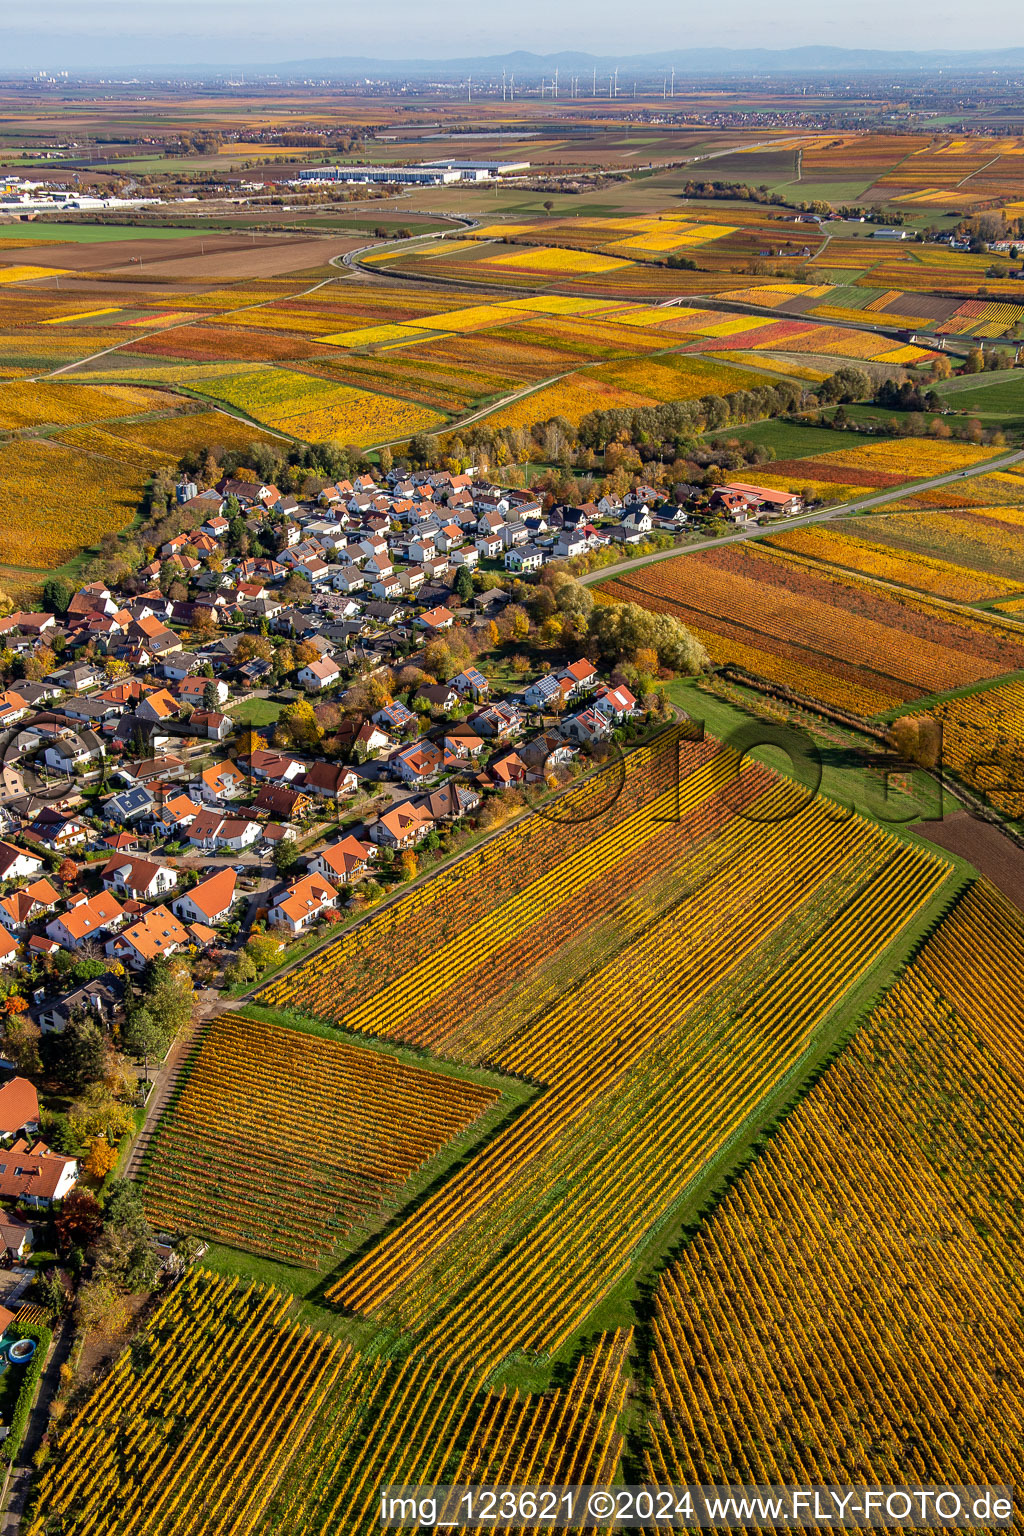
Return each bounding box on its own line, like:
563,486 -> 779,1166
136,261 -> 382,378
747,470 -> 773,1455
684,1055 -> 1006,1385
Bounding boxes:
297,157 -> 529,187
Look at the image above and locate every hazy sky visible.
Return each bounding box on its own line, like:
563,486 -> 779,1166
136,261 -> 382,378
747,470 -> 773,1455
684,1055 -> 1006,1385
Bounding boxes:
4,0 -> 1009,72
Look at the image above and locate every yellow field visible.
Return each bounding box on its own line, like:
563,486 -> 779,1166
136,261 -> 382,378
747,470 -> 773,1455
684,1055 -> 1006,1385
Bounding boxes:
483,247 -> 631,274
0,265 -> 69,284
0,380 -> 169,430
0,437 -> 144,566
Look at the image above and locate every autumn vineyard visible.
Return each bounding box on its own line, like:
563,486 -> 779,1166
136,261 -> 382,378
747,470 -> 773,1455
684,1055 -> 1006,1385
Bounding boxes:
8,78 -> 1024,1536
27,720 -> 1024,1533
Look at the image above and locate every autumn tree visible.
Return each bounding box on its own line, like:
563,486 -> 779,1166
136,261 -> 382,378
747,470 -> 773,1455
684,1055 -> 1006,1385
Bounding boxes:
84,1136 -> 118,1180
56,1189 -> 104,1259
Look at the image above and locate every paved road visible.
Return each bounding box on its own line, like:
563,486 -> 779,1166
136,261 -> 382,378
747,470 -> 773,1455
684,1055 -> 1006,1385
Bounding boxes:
578,449 -> 1024,587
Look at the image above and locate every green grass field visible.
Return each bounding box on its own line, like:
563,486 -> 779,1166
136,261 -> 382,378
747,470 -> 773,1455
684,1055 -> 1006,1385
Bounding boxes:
0,222 -> 207,243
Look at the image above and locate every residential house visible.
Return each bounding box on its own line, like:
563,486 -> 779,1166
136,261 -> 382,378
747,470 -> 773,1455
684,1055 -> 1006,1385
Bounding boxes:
505,544 -> 544,573
0,1142 -> 78,1207
413,783 -> 480,822
309,835 -> 375,884
373,702 -> 416,734
46,891 -> 125,951
0,930 -> 17,968
199,761 -> 248,804
302,761 -> 360,800
102,786 -> 156,828
106,905 -> 189,971
559,660 -> 599,700
172,868 -> 238,927
391,740 -> 444,785
415,683 -> 460,714
416,606 -> 455,634
0,843 -> 43,883
269,873 -> 338,935
27,811 -> 88,852
488,751 -> 530,788
448,667 -> 489,703
475,532 -> 504,559
189,710 -> 232,741
187,812 -> 260,853
370,801 -> 434,850
298,657 -> 342,691
523,674 -> 563,711
469,702 -> 522,741
594,684 -> 639,720
35,973 -> 126,1036
0,1079 -> 39,1141
562,707 -> 613,745
101,855 -> 177,903
0,878 -> 62,934
253,784 -> 309,821
354,721 -> 395,761
136,689 -> 181,726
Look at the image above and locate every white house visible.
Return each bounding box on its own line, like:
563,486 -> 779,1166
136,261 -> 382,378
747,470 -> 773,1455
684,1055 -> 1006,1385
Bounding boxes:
309,835 -> 375,884
172,867 -> 238,926
269,873 -> 338,935
46,891 -> 126,952
101,855 -> 177,902
0,842 -> 43,883
298,657 -> 342,691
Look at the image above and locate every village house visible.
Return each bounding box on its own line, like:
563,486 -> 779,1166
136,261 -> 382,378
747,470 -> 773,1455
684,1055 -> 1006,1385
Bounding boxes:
0,1078 -> 40,1141
302,761 -> 360,800
298,656 -> 342,691
199,761 -> 248,804
0,843 -> 43,883
309,835 -> 375,884
46,891 -> 126,951
0,1143 -> 78,1207
391,740 -> 445,785
106,905 -> 190,971
187,811 -> 261,853
172,868 -> 238,927
370,801 -> 434,850
101,854 -> 178,903
269,873 -> 338,935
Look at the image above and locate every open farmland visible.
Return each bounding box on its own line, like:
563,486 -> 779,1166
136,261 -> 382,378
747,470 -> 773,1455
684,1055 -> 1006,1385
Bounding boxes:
596,543 -> 1024,716
140,1013 -> 503,1267
31,727 -> 955,1535
645,878 -> 1024,1489
919,676 -> 1024,819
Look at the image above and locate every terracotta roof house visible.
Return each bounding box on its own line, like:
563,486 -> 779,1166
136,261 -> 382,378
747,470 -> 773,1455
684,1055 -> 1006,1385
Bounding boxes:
0,878 -> 62,934
0,1141 -> 78,1206
106,905 -> 189,970
415,605 -> 455,633
302,761 -> 360,800
0,1078 -> 40,1140
369,801 -> 434,850
298,656 -> 342,691
0,929 -> 18,968
309,835 -> 375,884
199,761 -> 248,804
172,868 -> 238,927
269,873 -> 339,935
46,891 -> 125,951
253,784 -> 309,821
391,740 -> 444,785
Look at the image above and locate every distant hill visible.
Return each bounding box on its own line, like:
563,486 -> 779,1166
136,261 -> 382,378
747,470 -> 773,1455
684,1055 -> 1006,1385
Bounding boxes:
282,46 -> 1024,79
